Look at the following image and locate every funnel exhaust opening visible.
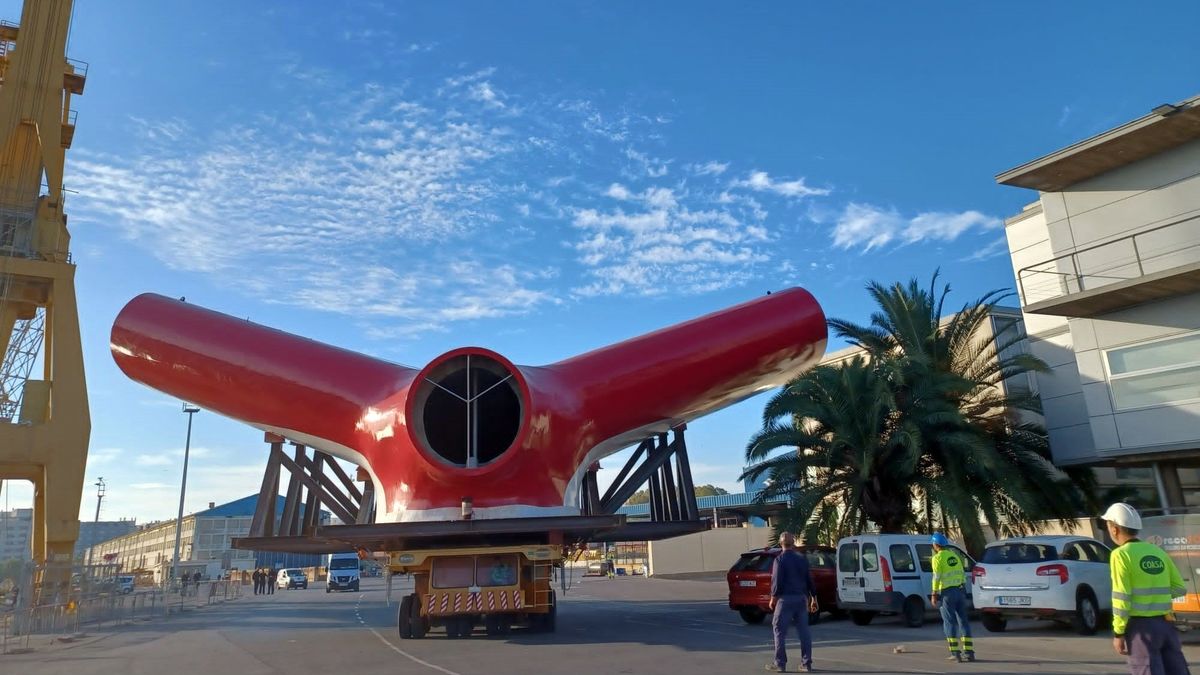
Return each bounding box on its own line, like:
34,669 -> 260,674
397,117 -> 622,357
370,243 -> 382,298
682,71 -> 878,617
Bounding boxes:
411,353 -> 523,468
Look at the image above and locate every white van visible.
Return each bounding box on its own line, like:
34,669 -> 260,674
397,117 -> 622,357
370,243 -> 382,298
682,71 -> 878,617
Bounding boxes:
836,533 -> 976,627
326,552 -> 361,593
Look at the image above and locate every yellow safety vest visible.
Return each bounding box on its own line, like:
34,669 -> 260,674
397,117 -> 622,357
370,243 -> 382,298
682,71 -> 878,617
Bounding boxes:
932,549 -> 965,593
1111,540 -> 1186,636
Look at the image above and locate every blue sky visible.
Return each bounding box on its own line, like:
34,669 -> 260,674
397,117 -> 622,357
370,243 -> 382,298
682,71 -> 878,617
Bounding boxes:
2,1 -> 1198,523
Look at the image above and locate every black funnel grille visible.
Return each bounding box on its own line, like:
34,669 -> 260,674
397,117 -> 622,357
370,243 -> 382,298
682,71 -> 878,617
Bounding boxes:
411,354 -> 522,468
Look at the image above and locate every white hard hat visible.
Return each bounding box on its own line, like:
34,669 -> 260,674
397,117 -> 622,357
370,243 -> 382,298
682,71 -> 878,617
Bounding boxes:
1101,502 -> 1143,530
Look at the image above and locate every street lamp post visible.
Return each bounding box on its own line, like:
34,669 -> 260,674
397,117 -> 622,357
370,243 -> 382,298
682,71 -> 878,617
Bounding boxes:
86,477 -> 105,572
170,402 -> 201,587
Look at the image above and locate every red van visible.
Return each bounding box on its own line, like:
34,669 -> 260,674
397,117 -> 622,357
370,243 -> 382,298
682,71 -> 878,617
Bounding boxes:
727,546 -> 840,624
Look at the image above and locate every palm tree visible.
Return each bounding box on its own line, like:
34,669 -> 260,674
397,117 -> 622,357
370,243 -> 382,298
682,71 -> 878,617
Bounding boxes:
744,356 -> 920,538
747,273 -> 1096,553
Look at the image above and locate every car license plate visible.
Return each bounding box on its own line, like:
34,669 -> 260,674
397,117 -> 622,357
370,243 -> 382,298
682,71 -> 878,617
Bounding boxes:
841,588 -> 865,603
997,596 -> 1031,606
739,580 -> 756,588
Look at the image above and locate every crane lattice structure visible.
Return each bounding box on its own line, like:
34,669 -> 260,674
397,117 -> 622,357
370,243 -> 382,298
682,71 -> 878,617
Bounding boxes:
0,0 -> 91,601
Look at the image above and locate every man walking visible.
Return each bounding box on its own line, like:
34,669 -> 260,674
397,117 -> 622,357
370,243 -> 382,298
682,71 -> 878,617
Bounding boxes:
1103,503 -> 1191,675
765,532 -> 817,673
930,533 -> 974,662
252,568 -> 262,595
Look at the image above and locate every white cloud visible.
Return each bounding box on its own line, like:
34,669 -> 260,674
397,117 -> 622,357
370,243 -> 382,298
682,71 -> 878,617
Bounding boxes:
904,211 -> 1000,243
733,171 -> 829,199
832,203 -> 1001,251
71,80 -> 559,336
606,183 -> 632,200
960,235 -> 1011,262
624,148 -> 670,178
571,183 -> 770,297
136,454 -> 172,467
690,161 -> 729,176
831,203 -> 904,250
131,482 -> 172,490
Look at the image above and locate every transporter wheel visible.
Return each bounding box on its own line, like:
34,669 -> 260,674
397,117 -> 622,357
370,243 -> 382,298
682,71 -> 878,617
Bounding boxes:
484,614 -> 512,637
398,595 -> 414,639
739,608 -> 766,625
902,596 -> 925,628
409,594 -> 428,639
981,614 -> 1007,633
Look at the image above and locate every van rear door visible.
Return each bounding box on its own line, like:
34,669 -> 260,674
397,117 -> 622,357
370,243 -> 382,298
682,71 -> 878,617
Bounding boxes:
838,540 -> 865,603
859,541 -> 885,595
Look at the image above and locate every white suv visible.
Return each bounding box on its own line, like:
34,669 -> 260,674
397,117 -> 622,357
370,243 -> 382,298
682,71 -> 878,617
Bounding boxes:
973,536 -> 1111,635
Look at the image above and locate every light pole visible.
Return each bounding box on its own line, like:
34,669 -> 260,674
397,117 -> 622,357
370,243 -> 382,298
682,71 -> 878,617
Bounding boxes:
86,477 -> 105,572
170,402 -> 200,586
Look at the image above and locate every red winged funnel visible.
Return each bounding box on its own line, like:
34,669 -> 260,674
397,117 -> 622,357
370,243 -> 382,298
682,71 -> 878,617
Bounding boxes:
110,289 -> 827,524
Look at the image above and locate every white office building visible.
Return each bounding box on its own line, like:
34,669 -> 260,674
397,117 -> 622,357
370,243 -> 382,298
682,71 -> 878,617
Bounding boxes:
996,92 -> 1200,511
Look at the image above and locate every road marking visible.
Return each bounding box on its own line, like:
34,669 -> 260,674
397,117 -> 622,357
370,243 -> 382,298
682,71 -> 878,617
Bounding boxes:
359,591 -> 464,675
368,626 -> 463,675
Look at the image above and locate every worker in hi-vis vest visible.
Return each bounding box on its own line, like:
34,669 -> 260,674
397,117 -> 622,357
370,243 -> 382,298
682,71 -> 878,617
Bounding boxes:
1102,503 -> 1191,675
930,533 -> 974,663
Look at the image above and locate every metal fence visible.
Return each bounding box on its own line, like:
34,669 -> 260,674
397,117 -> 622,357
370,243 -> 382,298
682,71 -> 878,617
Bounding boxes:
1,561 -> 244,654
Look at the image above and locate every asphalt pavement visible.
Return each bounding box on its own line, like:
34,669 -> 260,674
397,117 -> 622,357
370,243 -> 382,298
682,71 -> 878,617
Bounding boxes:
7,574 -> 1198,674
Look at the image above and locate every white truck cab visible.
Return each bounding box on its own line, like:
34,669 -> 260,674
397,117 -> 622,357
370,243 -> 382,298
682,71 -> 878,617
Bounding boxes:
327,552 -> 361,593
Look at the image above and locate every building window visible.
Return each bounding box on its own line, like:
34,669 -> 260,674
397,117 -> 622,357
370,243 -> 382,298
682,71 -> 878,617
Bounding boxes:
1105,332 -> 1200,410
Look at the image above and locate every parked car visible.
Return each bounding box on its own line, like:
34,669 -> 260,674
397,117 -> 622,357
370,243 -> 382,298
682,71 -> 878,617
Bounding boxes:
973,536 -> 1111,635
835,533 -> 976,627
727,545 -> 839,625
585,561 -> 613,576
276,568 -> 308,590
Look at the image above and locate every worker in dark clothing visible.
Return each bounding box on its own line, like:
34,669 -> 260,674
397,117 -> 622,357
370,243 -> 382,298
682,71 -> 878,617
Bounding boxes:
766,532 -> 818,673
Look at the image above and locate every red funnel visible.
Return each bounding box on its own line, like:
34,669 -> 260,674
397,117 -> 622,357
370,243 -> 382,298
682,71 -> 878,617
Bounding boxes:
111,289 -> 826,522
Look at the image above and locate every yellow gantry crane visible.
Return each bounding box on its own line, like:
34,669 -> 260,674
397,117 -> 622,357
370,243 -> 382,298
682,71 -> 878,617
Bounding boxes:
0,0 -> 90,599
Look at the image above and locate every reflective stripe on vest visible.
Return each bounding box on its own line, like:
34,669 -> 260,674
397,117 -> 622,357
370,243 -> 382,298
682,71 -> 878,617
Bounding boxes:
1110,541 -> 1184,635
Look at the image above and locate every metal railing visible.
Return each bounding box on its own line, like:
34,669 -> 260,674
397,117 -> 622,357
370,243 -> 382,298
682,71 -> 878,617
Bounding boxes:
1017,214 -> 1200,306
2,562 -> 245,655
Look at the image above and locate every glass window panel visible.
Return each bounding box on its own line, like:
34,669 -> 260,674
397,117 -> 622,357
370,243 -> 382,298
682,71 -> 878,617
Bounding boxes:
431,556 -> 475,589
890,544 -> 916,573
861,543 -> 879,572
915,544 -> 934,573
838,544 -> 860,573
476,554 -> 519,587
1107,333 -> 1200,375
1110,365 -> 1200,409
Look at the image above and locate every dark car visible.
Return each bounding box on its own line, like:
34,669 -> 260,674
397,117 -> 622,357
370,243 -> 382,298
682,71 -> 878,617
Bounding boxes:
727,546 -> 840,625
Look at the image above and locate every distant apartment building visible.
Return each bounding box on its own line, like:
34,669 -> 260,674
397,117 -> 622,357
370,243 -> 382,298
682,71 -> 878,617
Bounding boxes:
74,519 -> 138,561
0,507 -> 32,561
996,92 -> 1200,511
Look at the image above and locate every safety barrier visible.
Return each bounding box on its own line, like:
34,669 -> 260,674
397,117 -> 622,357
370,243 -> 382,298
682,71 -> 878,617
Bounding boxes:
1,562 -> 244,654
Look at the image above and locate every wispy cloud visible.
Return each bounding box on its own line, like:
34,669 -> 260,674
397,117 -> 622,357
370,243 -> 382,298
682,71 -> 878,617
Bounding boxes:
732,171 -> 829,199
1057,105 -> 1073,128
831,203 -> 1000,251
960,235 -> 1010,262
571,183 -> 770,296
689,160 -> 729,177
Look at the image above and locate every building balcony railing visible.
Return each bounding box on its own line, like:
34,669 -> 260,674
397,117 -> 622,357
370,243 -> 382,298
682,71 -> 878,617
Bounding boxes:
1017,214 -> 1200,317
